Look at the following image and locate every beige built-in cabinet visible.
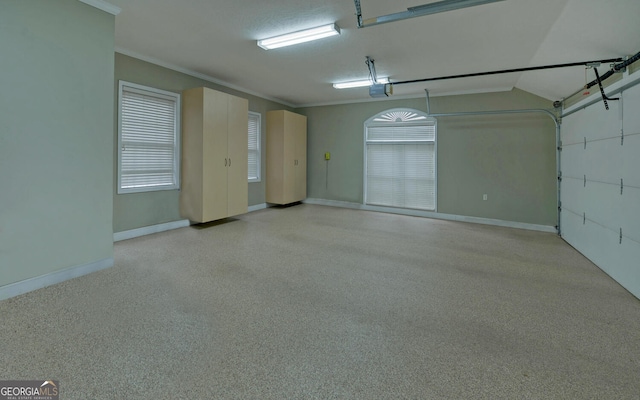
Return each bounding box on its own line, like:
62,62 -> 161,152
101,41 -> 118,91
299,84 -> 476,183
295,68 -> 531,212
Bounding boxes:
180,87 -> 248,223
266,110 -> 307,204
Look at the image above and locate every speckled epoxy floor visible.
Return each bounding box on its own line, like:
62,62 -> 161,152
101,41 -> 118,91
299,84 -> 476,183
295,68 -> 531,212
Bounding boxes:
1,204 -> 639,399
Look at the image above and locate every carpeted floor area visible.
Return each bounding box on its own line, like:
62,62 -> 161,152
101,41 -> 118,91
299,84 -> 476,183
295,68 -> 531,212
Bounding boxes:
1,204 -> 639,399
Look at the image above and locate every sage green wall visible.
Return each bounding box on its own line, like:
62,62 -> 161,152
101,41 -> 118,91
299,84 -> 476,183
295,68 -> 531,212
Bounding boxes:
297,89 -> 557,226
0,0 -> 115,286
114,54 -> 292,233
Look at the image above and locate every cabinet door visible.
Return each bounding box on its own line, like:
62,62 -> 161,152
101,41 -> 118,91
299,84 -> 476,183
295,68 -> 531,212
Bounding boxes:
282,119 -> 297,204
266,111 -> 284,204
227,95 -> 248,217
180,88 -> 205,222
266,110 -> 306,205
293,114 -> 307,202
202,89 -> 229,222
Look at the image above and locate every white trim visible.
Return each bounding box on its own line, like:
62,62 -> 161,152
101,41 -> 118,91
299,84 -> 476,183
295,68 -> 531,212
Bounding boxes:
115,48 -> 296,108
304,198 -> 363,210
431,86 -> 514,98
297,86 -> 514,108
303,198 -> 557,233
78,0 -> 121,15
114,219 -> 191,242
248,203 -> 269,212
299,93 -> 429,108
114,48 -> 513,109
0,258 -> 114,301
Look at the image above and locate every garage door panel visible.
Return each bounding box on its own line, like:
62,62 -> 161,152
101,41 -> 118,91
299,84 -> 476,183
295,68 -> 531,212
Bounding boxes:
560,78 -> 640,299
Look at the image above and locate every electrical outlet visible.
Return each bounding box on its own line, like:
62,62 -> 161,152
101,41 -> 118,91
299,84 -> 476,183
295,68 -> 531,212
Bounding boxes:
483,194 -> 488,201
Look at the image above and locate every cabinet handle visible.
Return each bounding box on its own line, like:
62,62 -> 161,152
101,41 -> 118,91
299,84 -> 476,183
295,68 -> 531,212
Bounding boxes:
229,158 -> 231,167
225,158 -> 227,167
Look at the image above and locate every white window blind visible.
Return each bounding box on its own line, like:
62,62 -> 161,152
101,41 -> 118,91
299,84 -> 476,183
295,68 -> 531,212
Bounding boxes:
365,110 -> 436,211
248,112 -> 261,182
118,81 -> 180,193
366,125 -> 435,142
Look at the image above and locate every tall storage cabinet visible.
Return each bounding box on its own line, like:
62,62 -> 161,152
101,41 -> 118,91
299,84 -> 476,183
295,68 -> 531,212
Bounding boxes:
266,110 -> 307,205
180,87 -> 248,223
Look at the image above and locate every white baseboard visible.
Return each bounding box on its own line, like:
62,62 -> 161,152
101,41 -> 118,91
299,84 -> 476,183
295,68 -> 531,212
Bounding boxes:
248,203 -> 268,212
114,220 -> 191,242
304,198 -> 365,210
0,258 -> 114,301
303,198 -> 557,233
114,208 -> 269,242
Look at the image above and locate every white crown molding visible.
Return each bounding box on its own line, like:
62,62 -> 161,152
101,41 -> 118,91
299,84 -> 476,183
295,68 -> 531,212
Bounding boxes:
297,86 -> 514,108
78,0 -> 121,15
115,47 -> 297,109
115,47 -> 513,110
297,93 -> 428,108
431,86 -> 514,97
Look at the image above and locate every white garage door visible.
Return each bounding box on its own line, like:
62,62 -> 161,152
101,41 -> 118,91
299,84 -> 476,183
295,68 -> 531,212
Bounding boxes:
560,79 -> 640,298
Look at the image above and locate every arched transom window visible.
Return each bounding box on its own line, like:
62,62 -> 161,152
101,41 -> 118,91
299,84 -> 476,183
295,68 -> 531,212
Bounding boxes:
364,108 -> 436,211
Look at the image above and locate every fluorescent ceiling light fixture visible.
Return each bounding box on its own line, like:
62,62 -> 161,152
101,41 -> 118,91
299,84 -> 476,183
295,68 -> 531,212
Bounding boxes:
333,78 -> 389,89
257,24 -> 340,50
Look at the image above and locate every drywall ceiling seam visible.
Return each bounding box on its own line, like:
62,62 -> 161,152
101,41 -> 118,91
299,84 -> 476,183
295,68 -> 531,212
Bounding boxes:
78,0 -> 121,15
513,0 -> 571,92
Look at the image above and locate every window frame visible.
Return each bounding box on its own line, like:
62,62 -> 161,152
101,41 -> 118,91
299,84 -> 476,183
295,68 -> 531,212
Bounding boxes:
248,111 -> 262,183
117,80 -> 181,194
363,108 -> 437,211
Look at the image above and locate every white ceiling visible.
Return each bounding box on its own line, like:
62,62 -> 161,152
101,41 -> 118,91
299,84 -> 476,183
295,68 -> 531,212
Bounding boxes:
108,0 -> 640,107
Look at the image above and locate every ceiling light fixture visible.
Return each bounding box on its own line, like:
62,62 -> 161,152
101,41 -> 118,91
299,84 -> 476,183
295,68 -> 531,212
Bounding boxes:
333,78 -> 389,89
257,23 -> 340,50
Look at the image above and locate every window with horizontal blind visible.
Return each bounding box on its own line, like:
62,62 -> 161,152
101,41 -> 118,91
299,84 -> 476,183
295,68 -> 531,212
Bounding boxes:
248,111 -> 261,182
364,109 -> 436,211
118,81 -> 180,194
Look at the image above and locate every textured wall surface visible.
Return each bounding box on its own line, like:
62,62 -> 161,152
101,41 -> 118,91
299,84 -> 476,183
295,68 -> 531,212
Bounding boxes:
113,54 -> 292,232
0,0 -> 115,286
298,89 -> 557,226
